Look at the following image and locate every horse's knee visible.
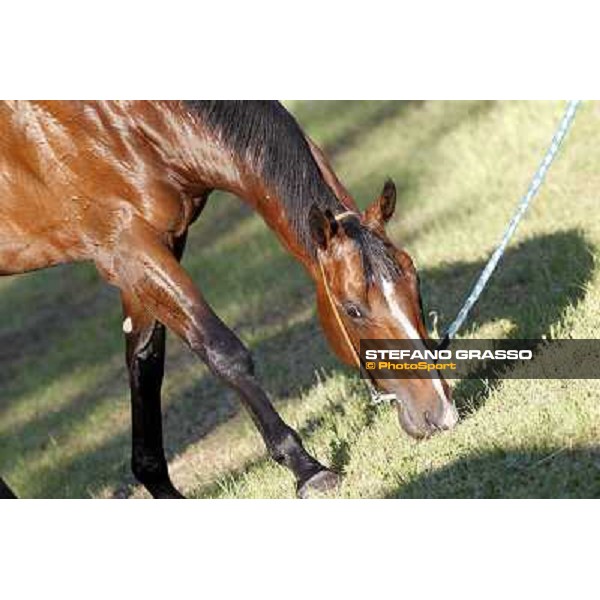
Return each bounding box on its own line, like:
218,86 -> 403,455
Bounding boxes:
202,329 -> 255,384
267,428 -> 305,466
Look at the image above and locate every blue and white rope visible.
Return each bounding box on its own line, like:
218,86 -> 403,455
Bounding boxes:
439,100 -> 582,347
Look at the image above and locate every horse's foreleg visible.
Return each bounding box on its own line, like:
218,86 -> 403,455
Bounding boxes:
0,477 -> 17,499
121,293 -> 184,499
111,222 -> 339,498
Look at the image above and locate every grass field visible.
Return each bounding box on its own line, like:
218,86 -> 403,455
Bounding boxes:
1,100 -> 599,498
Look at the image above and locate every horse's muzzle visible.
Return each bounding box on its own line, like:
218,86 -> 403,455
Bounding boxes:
395,398 -> 459,439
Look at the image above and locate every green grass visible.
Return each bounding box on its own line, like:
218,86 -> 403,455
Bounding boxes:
1,101 -> 599,498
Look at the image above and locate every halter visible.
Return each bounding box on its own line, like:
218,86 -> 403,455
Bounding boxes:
317,211 -> 397,405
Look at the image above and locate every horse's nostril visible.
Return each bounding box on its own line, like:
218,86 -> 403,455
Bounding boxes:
424,406 -> 458,433
423,411 -> 440,432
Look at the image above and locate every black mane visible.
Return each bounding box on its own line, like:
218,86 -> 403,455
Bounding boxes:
185,101 -> 402,285
185,101 -> 344,254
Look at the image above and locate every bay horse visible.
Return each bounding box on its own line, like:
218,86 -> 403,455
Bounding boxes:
0,101 -> 458,499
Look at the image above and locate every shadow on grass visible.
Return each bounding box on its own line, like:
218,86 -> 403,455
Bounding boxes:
195,446 -> 600,500
0,226 -> 593,497
189,229 -> 595,498
290,101 -> 422,157
293,100 -> 496,208
421,228 -> 595,416
422,230 -> 594,340
384,447 -> 600,498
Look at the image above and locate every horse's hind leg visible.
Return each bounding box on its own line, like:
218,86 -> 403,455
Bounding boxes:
0,477 -> 17,499
111,221 -> 339,497
122,293 -> 184,499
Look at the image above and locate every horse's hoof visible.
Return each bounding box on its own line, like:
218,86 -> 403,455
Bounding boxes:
297,470 -> 341,499
0,478 -> 17,499
149,481 -> 186,499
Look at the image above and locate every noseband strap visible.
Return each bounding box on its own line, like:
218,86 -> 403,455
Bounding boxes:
333,210 -> 359,221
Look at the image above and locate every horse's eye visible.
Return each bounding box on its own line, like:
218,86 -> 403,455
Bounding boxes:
344,304 -> 363,319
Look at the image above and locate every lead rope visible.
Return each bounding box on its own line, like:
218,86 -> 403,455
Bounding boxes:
317,251 -> 397,404
438,100 -> 582,349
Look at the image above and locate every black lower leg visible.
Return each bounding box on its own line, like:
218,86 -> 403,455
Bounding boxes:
231,377 -> 340,497
127,322 -> 183,499
202,329 -> 337,493
0,477 -> 17,499
240,378 -> 328,486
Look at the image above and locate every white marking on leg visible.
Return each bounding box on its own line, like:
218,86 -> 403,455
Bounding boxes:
122,317 -> 133,334
381,278 -> 448,404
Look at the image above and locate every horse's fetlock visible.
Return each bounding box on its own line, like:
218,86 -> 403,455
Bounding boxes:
132,450 -> 169,485
269,429 -> 304,466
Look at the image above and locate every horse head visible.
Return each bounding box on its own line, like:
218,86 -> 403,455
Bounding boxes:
309,179 -> 459,439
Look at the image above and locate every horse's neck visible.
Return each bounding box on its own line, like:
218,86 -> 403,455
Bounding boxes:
219,173 -> 318,272
178,118 -> 352,275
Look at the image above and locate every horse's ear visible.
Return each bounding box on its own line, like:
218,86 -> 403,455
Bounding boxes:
364,179 -> 397,227
309,204 -> 338,250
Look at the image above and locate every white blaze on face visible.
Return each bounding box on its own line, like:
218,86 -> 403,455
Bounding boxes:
380,278 -> 449,405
